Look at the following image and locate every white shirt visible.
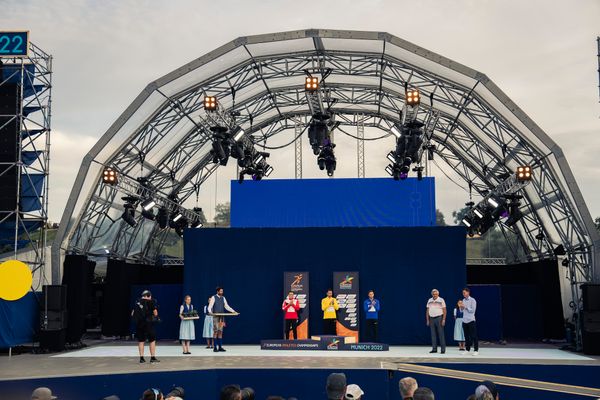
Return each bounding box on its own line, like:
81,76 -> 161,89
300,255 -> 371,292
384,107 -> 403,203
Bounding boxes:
462,296 -> 477,323
207,295 -> 236,314
426,297 -> 446,317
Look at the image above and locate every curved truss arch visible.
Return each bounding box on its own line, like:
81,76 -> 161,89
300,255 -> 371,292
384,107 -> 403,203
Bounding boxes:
53,29 -> 599,316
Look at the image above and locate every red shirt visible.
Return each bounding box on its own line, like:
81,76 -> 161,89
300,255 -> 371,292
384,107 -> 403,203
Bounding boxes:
282,298 -> 300,319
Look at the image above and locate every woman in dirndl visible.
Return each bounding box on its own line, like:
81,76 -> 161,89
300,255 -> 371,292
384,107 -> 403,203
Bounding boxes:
179,295 -> 195,354
202,296 -> 214,348
453,299 -> 466,351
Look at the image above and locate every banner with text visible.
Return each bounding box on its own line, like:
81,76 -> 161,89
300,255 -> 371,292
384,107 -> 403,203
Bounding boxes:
334,271 -> 359,342
284,272 -> 309,339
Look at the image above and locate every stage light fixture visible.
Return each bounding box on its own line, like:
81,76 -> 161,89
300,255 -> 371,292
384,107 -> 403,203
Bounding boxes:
487,197 -> 500,208
553,244 -> 566,256
390,126 -> 402,138
405,88 -> 420,106
462,218 -> 472,228
140,199 -> 156,212
265,165 -> 274,177
190,220 -> 203,228
157,207 -> 169,229
385,165 -> 394,176
473,208 -> 484,219
172,213 -> 183,223
305,76 -> 319,91
102,167 -> 118,185
121,204 -> 137,227
562,258 -> 570,267
233,128 -> 245,142
204,96 -> 217,111
141,208 -> 155,221
254,153 -> 264,164
516,166 -> 532,182
387,152 -> 396,164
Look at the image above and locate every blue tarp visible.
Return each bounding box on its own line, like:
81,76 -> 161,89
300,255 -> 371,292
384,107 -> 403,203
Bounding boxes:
21,151 -> 43,166
20,173 -> 44,211
0,291 -> 39,348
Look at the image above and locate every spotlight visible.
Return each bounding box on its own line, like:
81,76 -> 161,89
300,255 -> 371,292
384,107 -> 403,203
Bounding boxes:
305,76 -> 319,91
387,152 -> 397,164
390,126 -> 402,138
141,208 -> 155,221
487,197 -> 500,208
190,220 -> 203,228
102,167 -> 118,185
254,153 -> 264,164
265,165 -> 274,177
172,213 -> 183,223
121,204 -> 137,227
462,218 -> 472,228
157,207 -> 169,229
405,88 -> 420,106
504,202 -> 523,227
174,218 -> 188,237
140,199 -> 156,212
233,128 -> 245,142
516,166 -> 532,182
473,208 -> 484,219
385,165 -> 394,176
204,96 -> 217,111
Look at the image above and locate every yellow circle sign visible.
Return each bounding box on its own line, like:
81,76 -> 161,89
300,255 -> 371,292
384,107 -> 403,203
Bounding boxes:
0,260 -> 32,301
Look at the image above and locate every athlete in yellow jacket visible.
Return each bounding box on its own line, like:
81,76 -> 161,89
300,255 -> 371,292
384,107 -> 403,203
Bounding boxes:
321,289 -> 340,335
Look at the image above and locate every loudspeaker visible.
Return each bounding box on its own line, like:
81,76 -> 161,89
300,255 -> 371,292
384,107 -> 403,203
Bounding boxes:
62,255 -> 95,343
40,310 -> 67,330
39,329 -> 66,352
0,83 -> 19,214
581,284 -> 600,312
42,285 -> 67,311
582,311 -> 600,355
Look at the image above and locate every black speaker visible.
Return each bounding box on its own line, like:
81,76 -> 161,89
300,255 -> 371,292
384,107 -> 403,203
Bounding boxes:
39,329 -> 66,352
0,83 -> 19,214
42,285 -> 67,311
581,284 -> 600,312
40,310 -> 67,330
62,255 -> 95,343
582,311 -> 600,355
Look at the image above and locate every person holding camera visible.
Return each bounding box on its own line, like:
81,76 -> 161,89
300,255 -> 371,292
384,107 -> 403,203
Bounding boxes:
321,289 -> 340,335
132,289 -> 159,363
282,291 -> 300,340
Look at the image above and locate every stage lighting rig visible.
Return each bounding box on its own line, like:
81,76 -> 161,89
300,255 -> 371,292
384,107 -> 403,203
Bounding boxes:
157,207 -> 169,229
204,96 -> 217,111
121,196 -> 139,228
317,141 -> 337,177
209,127 -> 231,166
102,167 -> 118,185
305,76 -> 319,91
405,88 -> 420,106
516,166 -> 532,182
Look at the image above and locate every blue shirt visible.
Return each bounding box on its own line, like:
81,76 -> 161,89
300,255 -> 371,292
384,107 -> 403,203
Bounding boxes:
363,298 -> 380,320
462,296 -> 477,323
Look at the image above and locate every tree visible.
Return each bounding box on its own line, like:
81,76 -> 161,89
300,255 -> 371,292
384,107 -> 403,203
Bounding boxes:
436,209 -> 447,226
214,202 -> 231,227
452,206 -> 469,225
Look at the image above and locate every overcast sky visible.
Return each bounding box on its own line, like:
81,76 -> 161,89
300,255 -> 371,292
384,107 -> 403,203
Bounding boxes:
4,0 -> 600,223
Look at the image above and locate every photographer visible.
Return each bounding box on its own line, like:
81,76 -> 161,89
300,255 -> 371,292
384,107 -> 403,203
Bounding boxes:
132,289 -> 160,363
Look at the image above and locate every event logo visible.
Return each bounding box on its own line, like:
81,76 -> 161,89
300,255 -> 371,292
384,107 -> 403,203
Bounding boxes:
327,338 -> 341,350
339,275 -> 354,290
291,274 -> 304,291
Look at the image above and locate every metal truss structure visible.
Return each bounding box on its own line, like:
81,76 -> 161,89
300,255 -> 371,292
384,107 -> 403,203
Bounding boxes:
53,29 -> 599,325
0,42 -> 52,284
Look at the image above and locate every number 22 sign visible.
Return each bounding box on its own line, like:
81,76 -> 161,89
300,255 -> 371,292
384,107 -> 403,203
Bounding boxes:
0,32 -> 29,57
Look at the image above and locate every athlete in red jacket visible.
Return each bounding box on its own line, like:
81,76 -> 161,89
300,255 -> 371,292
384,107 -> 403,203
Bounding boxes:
282,291 -> 300,339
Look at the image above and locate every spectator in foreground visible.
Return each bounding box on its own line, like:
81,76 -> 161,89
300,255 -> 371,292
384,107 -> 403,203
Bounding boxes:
345,384 -> 364,399
475,380 -> 499,400
399,377 -> 418,399
31,387 -> 57,400
220,385 -> 241,400
413,387 -> 435,400
326,372 -> 347,400
141,388 -> 164,400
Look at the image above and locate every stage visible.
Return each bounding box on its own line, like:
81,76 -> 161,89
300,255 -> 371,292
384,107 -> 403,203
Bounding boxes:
1,341 -> 599,399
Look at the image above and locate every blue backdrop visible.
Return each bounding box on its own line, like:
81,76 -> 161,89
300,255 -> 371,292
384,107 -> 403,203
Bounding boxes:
183,226 -> 466,345
0,292 -> 39,348
231,177 -> 436,228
